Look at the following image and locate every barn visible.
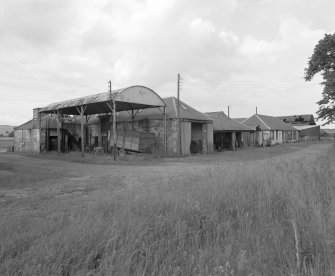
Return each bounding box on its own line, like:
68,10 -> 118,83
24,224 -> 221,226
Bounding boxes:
116,97 -> 214,155
14,86 -> 166,154
205,111 -> 255,151
242,114 -> 299,146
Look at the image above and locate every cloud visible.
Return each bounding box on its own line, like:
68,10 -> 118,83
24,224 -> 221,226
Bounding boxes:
0,0 -> 335,127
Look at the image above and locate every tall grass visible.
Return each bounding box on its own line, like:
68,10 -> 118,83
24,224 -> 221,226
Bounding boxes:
1,146 -> 335,275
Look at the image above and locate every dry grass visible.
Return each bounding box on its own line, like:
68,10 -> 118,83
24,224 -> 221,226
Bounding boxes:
1,144 -> 335,275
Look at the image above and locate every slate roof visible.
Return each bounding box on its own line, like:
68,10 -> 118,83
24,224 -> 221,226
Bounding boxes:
14,115 -> 86,130
242,114 -> 297,131
117,97 -> 212,122
205,112 -> 254,131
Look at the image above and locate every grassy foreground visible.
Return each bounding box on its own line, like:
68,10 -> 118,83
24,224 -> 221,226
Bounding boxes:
1,146 -> 335,275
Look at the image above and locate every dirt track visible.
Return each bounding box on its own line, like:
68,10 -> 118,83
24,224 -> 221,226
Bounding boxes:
0,140 -> 332,216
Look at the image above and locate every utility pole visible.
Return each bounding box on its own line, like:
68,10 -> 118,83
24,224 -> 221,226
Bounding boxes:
109,80 -> 117,161
228,105 -> 230,119
256,106 -> 258,115
177,73 -> 182,155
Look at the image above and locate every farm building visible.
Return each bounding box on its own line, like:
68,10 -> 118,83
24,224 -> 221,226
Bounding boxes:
277,114 -> 320,141
14,86 -> 167,154
242,114 -> 299,146
293,125 -> 320,141
205,111 -> 255,151
115,97 -> 214,155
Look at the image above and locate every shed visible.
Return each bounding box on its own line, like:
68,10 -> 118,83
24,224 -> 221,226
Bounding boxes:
205,112 -> 255,151
242,114 -> 299,146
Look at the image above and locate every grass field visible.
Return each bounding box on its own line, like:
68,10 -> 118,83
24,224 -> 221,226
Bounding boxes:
1,141 -> 335,275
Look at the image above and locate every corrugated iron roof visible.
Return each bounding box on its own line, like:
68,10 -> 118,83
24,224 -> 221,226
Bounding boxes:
277,114 -> 315,125
39,85 -> 166,115
243,114 -> 297,131
205,112 -> 254,131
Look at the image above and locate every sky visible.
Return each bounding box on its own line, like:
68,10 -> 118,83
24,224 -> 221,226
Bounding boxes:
0,0 -> 334,128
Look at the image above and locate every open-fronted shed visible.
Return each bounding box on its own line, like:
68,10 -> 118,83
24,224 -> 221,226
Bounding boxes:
16,85 -> 166,155
205,111 -> 255,150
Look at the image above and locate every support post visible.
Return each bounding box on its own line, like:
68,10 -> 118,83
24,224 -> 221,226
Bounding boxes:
81,106 -> 84,157
232,132 -> 236,151
131,109 -> 134,131
98,117 -> 102,147
57,110 -> 61,154
222,130 -> 224,151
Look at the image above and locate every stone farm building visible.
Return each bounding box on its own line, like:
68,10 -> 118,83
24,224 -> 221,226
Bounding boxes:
242,114 -> 299,146
205,111 -> 255,151
116,97 -> 214,155
277,114 -> 320,141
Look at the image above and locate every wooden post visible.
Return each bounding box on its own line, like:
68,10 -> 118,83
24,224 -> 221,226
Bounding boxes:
222,131 -> 224,150
232,132 -> 236,150
164,106 -> 167,152
81,106 -> 84,157
98,117 -> 102,147
57,110 -> 61,154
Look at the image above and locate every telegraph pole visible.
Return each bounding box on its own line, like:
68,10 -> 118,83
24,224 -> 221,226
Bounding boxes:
177,74 -> 182,155
109,80 -> 117,160
228,105 -> 230,118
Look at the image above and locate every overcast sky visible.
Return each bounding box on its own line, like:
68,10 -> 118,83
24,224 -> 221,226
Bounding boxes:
0,0 -> 334,127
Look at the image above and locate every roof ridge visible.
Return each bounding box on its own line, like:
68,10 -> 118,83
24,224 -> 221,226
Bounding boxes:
256,114 -> 271,130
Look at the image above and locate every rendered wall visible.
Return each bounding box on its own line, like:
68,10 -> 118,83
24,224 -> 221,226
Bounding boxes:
14,129 -> 40,153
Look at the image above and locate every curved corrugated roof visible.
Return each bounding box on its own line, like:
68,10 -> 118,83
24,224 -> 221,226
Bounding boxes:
39,85 -> 166,115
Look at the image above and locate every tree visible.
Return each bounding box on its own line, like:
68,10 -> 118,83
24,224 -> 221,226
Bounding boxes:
304,33 -> 335,125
